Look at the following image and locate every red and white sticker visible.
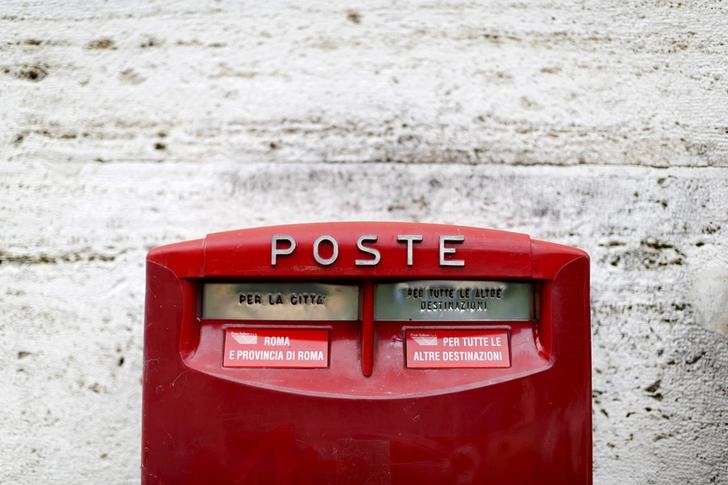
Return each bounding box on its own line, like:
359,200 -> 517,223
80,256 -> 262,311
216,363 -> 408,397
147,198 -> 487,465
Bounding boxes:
405,328 -> 510,368
223,328 -> 329,368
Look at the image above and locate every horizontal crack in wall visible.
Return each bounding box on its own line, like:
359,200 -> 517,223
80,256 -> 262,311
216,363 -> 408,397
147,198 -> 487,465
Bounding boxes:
0,250 -> 118,265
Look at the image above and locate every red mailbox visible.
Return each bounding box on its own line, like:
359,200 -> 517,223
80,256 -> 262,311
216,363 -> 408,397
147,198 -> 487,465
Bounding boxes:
143,222 -> 591,484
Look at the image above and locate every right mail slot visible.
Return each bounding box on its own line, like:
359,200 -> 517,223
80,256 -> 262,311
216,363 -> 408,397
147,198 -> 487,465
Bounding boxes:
374,280 -> 534,321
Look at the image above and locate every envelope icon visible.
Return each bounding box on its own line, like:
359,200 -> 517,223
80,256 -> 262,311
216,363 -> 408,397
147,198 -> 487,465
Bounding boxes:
231,331 -> 258,345
411,333 -> 438,346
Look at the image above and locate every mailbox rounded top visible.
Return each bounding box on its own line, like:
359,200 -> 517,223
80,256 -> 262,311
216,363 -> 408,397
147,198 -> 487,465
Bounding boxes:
147,222 -> 587,280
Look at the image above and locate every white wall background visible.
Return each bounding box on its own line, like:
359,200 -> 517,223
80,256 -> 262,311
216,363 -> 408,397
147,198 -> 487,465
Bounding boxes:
1,1 -> 727,483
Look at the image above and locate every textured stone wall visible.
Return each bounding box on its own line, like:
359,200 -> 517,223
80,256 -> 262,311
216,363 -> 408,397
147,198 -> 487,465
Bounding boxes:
1,1 -> 726,483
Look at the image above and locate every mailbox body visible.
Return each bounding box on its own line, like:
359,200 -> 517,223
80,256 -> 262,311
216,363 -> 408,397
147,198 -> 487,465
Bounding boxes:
143,223 -> 591,484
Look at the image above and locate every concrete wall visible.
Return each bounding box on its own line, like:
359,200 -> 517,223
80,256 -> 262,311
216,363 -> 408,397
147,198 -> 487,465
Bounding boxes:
1,1 -> 726,483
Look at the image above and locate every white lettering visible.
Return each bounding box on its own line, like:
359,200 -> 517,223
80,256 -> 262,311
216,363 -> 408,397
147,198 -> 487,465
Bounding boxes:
235,350 -> 285,360
413,351 -> 441,361
439,235 -> 465,266
263,336 -> 290,346
270,233 -> 467,267
355,235 -> 381,266
442,351 -> 503,361
313,235 -> 339,265
271,235 -> 296,266
297,350 -> 324,361
397,234 -> 423,266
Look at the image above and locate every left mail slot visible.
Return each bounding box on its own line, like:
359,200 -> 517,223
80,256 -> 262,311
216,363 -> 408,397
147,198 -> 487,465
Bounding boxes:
203,282 -> 360,321
223,328 -> 330,368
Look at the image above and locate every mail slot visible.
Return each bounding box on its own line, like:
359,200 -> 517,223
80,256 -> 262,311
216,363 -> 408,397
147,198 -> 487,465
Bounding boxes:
143,222 -> 591,484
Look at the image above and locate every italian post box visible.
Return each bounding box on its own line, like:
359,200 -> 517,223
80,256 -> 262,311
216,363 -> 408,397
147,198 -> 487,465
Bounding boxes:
143,222 -> 591,484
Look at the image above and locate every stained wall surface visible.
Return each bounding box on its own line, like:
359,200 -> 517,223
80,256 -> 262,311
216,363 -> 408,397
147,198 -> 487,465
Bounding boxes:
1,1 -> 727,483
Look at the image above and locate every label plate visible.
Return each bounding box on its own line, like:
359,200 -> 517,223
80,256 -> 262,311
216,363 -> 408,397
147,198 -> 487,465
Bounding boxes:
405,328 -> 510,368
223,328 -> 329,368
